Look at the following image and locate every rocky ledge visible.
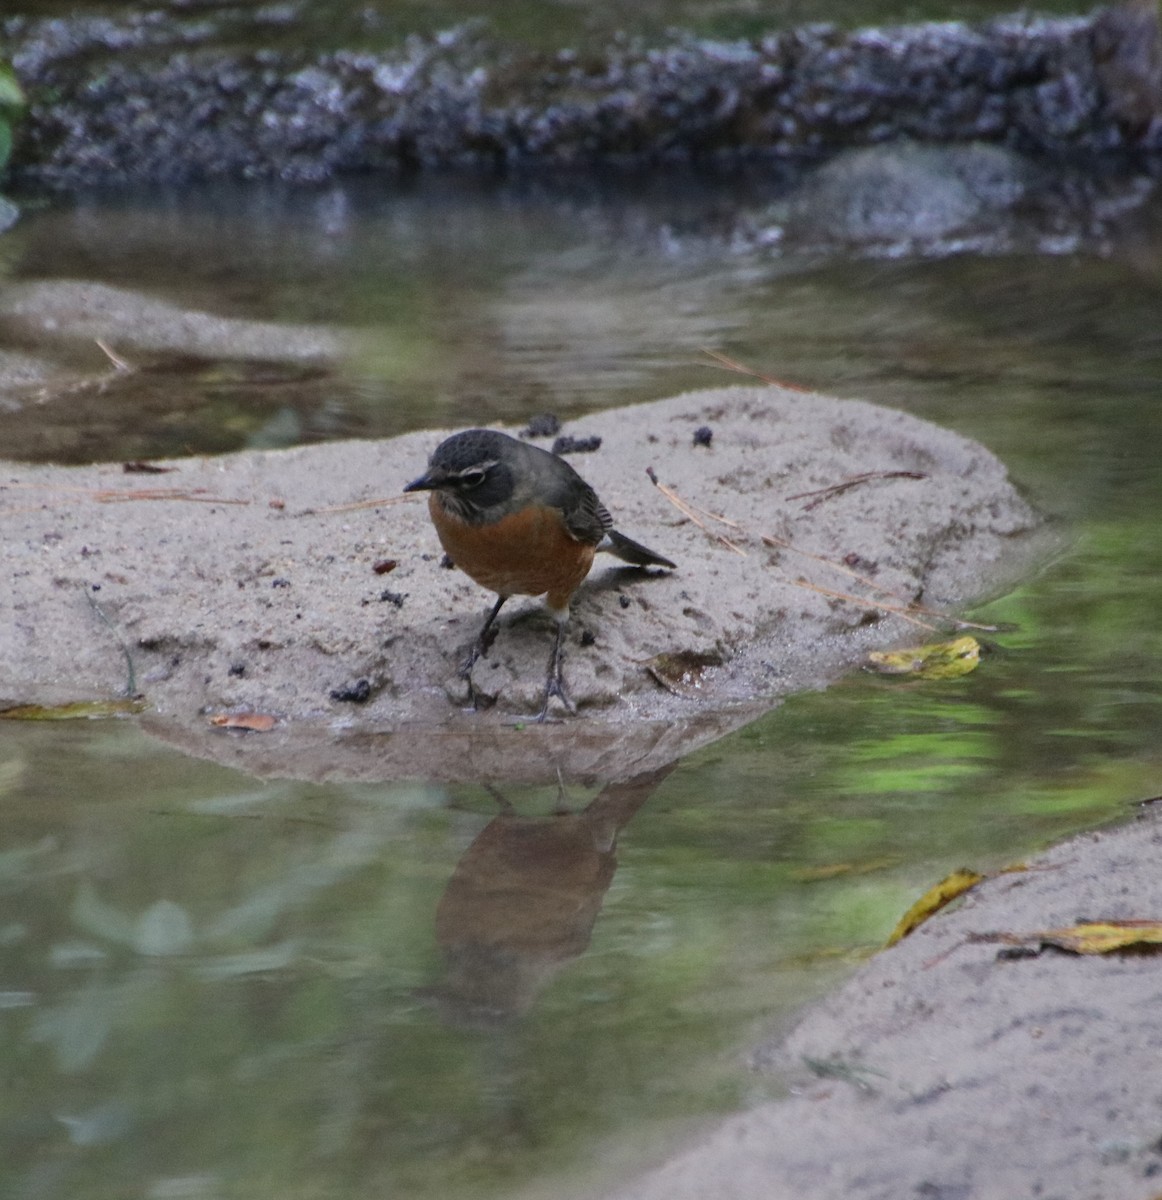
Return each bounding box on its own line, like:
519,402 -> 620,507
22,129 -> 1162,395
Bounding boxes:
4,5 -> 1161,186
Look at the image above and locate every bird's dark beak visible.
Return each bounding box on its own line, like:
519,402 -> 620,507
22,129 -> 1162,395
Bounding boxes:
404,467 -> 444,493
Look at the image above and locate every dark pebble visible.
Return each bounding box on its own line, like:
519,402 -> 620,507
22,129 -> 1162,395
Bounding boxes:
552,435 -> 602,455
330,678 -> 372,703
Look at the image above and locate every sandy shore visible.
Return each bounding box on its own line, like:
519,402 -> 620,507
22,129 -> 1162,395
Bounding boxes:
603,805 -> 1162,1200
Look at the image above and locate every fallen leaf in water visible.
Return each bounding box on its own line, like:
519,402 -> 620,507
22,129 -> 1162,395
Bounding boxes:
866,635 -> 981,679
644,650 -> 724,696
975,920 -> 1162,956
791,862 -> 859,882
886,867 -> 985,946
0,697 -> 147,720
791,855 -> 900,882
208,712 -> 277,732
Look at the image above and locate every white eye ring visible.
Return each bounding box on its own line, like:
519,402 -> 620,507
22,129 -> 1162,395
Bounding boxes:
458,468 -> 487,488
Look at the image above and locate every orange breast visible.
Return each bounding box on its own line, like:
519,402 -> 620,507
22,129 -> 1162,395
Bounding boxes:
430,496 -> 596,610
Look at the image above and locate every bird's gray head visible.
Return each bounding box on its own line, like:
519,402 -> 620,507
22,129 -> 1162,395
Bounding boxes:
404,429 -> 518,520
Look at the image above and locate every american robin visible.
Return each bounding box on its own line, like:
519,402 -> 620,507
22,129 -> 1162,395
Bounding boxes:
405,428 -> 675,719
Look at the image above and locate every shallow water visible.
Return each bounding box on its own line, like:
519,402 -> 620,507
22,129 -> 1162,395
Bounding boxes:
3,167 -> 1162,1198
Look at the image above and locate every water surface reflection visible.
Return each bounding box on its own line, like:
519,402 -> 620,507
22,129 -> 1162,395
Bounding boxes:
424,768 -> 672,1027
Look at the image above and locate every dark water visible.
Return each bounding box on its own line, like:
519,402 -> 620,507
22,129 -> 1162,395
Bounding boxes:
4,168 -> 1162,1198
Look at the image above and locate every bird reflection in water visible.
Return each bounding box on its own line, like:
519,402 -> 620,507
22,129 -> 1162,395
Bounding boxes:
420,764 -> 674,1028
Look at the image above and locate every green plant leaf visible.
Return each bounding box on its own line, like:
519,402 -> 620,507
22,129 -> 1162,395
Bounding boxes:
0,63 -> 24,110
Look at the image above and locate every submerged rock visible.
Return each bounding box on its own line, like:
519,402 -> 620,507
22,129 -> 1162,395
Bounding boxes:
0,280 -> 339,361
765,139 -> 1155,254
782,143 -> 1042,244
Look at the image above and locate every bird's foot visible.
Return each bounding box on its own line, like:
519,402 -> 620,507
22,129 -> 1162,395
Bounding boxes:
535,671 -> 576,723
533,621 -> 575,723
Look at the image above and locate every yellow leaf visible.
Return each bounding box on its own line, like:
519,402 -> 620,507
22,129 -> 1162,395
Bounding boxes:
886,867 -> 985,947
1034,920 -> 1162,955
791,855 -> 900,882
866,635 -> 981,679
208,712 -> 278,732
791,862 -> 859,882
0,697 -> 148,720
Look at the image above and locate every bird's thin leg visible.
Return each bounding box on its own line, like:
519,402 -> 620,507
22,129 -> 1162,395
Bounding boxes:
537,616 -> 576,722
483,782 -> 515,814
553,766 -> 571,814
460,595 -> 507,679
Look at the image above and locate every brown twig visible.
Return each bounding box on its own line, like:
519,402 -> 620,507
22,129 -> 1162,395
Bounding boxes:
760,530 -> 915,607
0,483 -> 250,513
19,340 -> 136,407
645,473 -> 1004,634
792,577 -> 940,632
762,531 -> 1002,633
299,494 -> 421,516
0,504 -> 54,517
648,477 -> 749,537
3,482 -> 124,493
94,488 -> 249,504
647,476 -> 922,614
698,348 -> 813,393
646,467 -> 748,556
1,483 -> 420,519
94,339 -> 134,373
787,470 -> 928,511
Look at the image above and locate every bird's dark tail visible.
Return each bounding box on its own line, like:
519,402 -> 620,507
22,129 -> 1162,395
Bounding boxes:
600,530 -> 676,571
